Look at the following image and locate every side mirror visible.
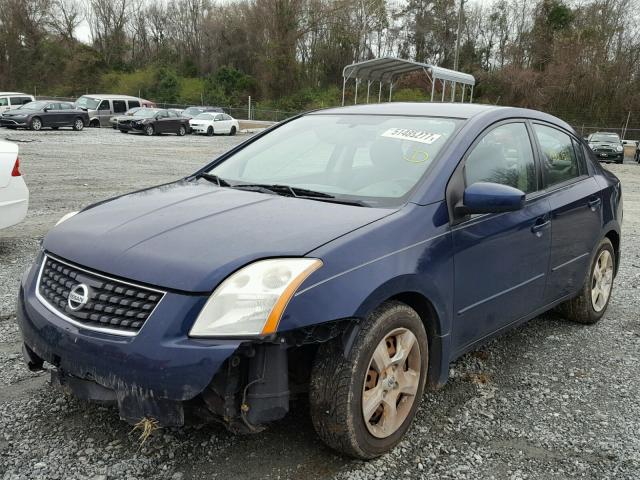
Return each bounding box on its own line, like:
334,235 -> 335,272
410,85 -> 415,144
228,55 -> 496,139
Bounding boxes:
456,182 -> 525,215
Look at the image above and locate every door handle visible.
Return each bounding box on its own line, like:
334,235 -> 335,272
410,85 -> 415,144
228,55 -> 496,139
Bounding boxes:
588,197 -> 602,211
531,218 -> 550,237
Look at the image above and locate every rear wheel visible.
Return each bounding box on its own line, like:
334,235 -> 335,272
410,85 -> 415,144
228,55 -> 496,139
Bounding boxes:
72,118 -> 84,131
309,301 -> 428,459
144,125 -> 154,136
89,119 -> 100,128
206,126 -> 214,136
177,125 -> 186,136
556,238 -> 615,324
229,126 -> 237,136
30,117 -> 42,131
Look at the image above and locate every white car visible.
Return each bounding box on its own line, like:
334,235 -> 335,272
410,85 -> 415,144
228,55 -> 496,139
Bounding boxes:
0,140 -> 29,230
189,112 -> 239,136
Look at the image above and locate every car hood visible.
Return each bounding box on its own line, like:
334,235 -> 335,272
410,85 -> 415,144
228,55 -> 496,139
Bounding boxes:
590,141 -> 621,147
43,180 -> 395,292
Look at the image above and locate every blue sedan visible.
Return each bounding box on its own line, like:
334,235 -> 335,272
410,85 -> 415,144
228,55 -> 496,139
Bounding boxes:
17,103 -> 622,459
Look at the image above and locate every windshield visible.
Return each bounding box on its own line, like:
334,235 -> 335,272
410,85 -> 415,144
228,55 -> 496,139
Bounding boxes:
184,107 -> 204,116
207,114 -> 461,207
75,96 -> 100,110
133,109 -> 159,118
591,133 -> 620,143
195,113 -> 214,120
20,101 -> 47,111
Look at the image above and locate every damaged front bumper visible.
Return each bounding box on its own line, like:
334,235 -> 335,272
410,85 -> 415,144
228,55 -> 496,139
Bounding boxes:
16,260 -> 243,426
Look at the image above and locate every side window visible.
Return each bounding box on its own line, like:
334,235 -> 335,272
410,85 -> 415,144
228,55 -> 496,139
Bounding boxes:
97,100 -> 110,111
167,110 -> 178,118
223,114 -> 232,120
0,98 -> 8,107
464,122 -> 537,194
533,124 -> 581,187
9,97 -> 22,106
157,110 -> 168,118
113,100 -> 127,113
60,103 -> 72,110
46,103 -> 57,111
127,100 -> 140,109
215,114 -> 223,121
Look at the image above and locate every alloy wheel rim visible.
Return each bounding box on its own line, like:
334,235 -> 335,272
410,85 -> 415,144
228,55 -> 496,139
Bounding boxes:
362,327 -> 420,439
75,120 -> 83,130
591,250 -> 613,312
33,119 -> 41,130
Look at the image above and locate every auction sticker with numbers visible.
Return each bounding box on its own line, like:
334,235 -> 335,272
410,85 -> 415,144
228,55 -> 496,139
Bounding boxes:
381,128 -> 442,144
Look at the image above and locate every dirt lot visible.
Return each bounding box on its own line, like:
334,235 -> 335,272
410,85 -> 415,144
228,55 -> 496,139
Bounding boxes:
1,128 -> 639,480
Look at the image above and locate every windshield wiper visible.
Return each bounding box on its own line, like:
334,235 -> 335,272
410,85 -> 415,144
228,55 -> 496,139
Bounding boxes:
231,183 -> 367,207
198,173 -> 231,187
231,183 -> 333,198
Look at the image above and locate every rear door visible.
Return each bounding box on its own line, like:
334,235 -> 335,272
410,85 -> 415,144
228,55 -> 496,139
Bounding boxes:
451,121 -> 552,353
531,123 -> 603,303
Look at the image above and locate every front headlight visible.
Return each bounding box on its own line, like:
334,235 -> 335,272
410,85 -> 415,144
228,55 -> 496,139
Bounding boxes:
616,145 -> 623,152
189,258 -> 322,337
55,211 -> 79,226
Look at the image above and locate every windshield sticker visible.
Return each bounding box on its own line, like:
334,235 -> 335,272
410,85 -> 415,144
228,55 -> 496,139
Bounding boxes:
382,128 -> 442,145
404,150 -> 430,163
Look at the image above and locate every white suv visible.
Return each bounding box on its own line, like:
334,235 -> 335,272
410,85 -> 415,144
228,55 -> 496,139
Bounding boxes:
0,140 -> 29,230
0,92 -> 35,114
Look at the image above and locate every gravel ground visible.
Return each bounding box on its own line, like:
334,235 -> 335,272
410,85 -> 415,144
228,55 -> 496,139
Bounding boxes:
1,128 -> 639,480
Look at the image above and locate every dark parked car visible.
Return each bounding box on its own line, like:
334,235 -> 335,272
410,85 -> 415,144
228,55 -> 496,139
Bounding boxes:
587,131 -> 624,163
17,103 -> 622,459
109,107 -> 144,129
117,108 -> 189,136
0,101 -> 89,131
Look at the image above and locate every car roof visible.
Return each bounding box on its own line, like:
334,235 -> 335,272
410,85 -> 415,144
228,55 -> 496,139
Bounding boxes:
309,102 -> 574,132
80,94 -> 141,100
313,102 -> 500,118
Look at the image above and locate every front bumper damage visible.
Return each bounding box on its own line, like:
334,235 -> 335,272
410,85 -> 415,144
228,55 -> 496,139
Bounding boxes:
15,257 -> 338,430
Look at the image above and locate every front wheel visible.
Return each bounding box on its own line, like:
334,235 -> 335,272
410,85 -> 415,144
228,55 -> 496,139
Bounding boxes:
30,117 -> 42,131
229,126 -> 237,136
556,238 -> 615,324
144,125 -> 154,136
177,125 -> 186,136
206,126 -> 214,136
72,118 -> 84,131
309,301 -> 428,459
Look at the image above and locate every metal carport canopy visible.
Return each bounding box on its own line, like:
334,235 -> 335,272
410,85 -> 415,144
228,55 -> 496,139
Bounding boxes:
341,57 -> 475,104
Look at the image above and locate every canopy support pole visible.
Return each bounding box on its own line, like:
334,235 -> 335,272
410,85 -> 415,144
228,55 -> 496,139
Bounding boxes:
451,82 -> 456,102
341,77 -> 346,106
461,84 -> 466,102
379,81 -> 382,102
389,81 -> 393,101
366,80 -> 371,103
470,85 -> 474,103
354,78 -> 359,105
441,80 -> 446,102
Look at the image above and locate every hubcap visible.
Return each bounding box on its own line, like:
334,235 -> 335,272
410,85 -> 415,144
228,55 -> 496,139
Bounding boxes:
591,250 -> 613,312
362,328 -> 420,439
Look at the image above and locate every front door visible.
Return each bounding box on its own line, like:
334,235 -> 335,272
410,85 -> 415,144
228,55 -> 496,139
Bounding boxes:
531,123 -> 603,302
452,122 -> 551,353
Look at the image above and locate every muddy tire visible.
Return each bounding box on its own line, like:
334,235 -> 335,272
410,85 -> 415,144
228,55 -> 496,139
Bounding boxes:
309,301 -> 428,459
556,238 -> 615,324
